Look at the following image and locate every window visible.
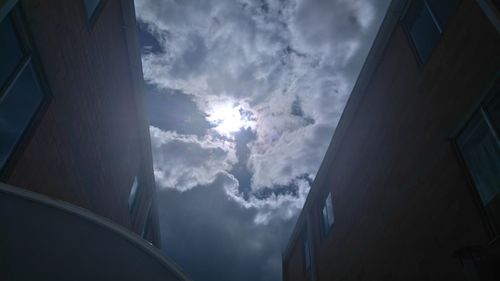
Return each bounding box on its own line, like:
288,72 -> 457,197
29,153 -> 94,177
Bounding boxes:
321,192 -> 334,235
83,0 -> 102,21
128,176 -> 139,222
0,9 -> 47,171
402,0 -> 460,63
457,90 -> 500,235
302,226 -> 316,280
426,0 -> 461,29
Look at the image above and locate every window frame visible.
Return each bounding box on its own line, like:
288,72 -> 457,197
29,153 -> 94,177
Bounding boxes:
0,3 -> 52,178
451,78 -> 500,240
400,0 -> 460,65
301,221 -> 317,281
81,0 -> 107,30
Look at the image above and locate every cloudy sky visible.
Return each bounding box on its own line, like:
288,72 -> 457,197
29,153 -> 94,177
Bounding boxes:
134,0 -> 390,280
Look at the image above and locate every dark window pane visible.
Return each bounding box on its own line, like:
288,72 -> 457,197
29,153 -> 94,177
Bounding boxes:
0,63 -> 44,169
128,176 -> 139,209
84,0 -> 101,20
322,192 -> 334,234
457,110 -> 500,207
0,16 -> 24,89
128,176 -> 140,221
403,0 -> 441,63
321,204 -> 328,233
427,0 -> 461,29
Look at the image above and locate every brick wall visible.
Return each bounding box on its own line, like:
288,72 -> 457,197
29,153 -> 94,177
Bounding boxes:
283,0 -> 500,280
3,0 -> 152,234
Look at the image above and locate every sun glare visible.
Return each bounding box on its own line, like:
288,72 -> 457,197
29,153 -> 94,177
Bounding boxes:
206,102 -> 255,136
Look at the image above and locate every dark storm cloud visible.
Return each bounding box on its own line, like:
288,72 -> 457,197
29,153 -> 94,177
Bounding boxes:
230,128 -> 256,196
158,175 -> 296,281
145,86 -> 211,136
138,22 -> 162,54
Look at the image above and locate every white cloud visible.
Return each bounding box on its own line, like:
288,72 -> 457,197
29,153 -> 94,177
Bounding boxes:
289,0 -> 375,60
137,0 -> 390,223
150,126 -> 237,191
248,123 -> 335,190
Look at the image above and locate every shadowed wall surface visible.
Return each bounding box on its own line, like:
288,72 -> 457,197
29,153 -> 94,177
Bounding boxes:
0,0 -> 159,244
283,0 -> 500,280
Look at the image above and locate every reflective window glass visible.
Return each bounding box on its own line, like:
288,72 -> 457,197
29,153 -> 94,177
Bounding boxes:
457,97 -> 500,233
0,64 -> 44,168
83,0 -> 101,20
403,0 -> 441,63
0,17 -> 23,89
427,0 -> 461,29
321,192 -> 334,235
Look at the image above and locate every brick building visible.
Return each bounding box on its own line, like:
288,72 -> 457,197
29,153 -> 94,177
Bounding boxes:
0,0 -> 160,246
282,0 -> 500,280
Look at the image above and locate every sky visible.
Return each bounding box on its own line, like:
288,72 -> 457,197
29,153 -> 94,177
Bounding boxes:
134,0 -> 390,280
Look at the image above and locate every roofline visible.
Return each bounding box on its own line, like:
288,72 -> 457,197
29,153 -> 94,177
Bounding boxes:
282,0 -> 409,259
119,0 -> 162,247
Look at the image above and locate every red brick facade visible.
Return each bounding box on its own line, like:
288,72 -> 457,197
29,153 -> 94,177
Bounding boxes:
0,0 -> 160,246
282,0 -> 500,280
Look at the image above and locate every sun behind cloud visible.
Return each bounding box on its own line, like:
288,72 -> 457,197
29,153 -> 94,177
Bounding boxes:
206,101 -> 256,137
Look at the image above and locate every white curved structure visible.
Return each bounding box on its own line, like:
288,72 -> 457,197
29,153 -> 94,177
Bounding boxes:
0,182 -> 192,281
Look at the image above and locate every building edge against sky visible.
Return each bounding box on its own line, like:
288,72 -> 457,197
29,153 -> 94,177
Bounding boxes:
282,0 -> 500,280
0,0 -> 160,246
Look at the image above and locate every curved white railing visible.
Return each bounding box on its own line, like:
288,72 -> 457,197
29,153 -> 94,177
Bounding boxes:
0,182 -> 192,281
